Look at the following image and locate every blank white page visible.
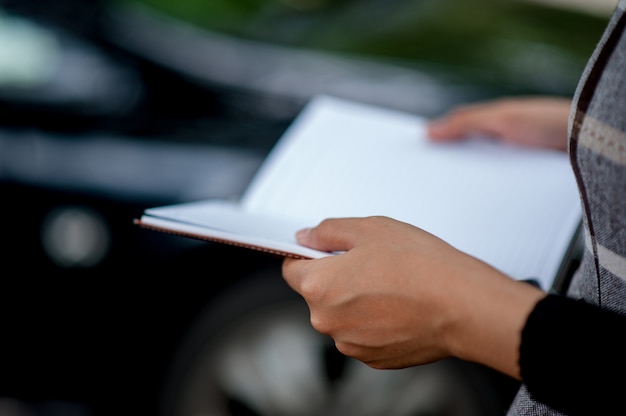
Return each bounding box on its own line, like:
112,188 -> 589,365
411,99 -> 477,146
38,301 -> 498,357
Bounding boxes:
242,95 -> 582,288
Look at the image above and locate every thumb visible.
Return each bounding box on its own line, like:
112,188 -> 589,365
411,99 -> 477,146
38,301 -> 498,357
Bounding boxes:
295,217 -> 363,253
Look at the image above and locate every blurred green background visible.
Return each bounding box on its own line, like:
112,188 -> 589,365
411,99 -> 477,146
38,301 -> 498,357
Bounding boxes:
120,0 -> 613,97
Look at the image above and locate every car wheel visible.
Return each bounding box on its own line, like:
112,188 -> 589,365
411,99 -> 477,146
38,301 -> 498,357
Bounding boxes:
159,265 -> 516,416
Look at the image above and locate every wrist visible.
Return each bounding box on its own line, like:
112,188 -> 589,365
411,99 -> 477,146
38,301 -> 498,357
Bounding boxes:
445,264 -> 546,379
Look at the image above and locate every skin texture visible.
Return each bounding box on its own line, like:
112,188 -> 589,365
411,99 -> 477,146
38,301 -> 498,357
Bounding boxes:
281,97 -> 570,380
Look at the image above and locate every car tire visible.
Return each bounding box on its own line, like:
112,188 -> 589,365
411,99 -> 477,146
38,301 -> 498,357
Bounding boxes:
159,265 -> 517,416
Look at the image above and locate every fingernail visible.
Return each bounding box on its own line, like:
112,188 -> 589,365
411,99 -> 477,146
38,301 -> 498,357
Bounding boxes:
296,228 -> 311,241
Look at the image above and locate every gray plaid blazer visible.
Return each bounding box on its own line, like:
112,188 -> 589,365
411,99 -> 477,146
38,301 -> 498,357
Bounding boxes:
508,0 -> 626,414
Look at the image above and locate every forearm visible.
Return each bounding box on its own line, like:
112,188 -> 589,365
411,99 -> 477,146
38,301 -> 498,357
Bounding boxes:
444,259 -> 546,380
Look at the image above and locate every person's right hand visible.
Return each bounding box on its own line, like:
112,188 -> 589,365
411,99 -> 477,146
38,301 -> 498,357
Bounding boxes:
282,216 -> 546,379
427,97 -> 572,151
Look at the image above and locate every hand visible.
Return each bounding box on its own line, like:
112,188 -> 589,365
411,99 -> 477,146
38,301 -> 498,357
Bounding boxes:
427,97 -> 571,151
282,216 -> 546,379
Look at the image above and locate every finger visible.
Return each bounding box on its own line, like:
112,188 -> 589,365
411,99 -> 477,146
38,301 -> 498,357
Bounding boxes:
295,217 -> 372,253
281,256 -> 309,294
427,101 -> 507,141
426,120 -> 467,141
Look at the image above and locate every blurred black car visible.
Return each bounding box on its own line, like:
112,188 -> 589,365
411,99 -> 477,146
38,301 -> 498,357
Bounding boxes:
0,1 -> 605,415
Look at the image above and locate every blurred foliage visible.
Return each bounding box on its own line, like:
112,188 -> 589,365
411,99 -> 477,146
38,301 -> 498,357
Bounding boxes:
121,0 -> 610,95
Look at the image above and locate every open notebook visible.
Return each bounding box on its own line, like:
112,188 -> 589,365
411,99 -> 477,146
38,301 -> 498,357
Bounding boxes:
135,95 -> 582,290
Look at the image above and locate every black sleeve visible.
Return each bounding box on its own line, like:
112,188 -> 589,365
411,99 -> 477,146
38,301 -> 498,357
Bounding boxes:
520,294 -> 626,415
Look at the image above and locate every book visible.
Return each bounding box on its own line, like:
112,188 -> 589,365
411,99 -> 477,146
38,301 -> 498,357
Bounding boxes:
135,95 -> 582,290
